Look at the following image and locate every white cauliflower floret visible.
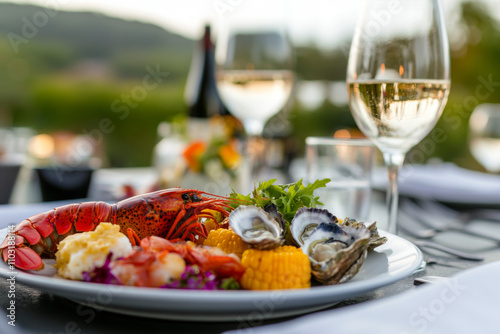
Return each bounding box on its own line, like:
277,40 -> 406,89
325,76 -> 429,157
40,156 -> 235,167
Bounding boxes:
54,223 -> 132,280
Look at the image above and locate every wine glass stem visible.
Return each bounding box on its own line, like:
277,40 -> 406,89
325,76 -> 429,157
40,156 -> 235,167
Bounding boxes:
383,152 -> 405,235
248,135 -> 265,174
238,136 -> 265,193
244,120 -> 265,137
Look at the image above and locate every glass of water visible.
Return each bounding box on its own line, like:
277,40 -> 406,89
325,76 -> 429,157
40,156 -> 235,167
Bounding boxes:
469,104 -> 500,173
306,137 -> 374,221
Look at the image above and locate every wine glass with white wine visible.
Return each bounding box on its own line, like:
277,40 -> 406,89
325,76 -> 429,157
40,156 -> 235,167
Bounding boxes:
216,25 -> 294,190
469,104 -> 500,173
347,0 -> 450,234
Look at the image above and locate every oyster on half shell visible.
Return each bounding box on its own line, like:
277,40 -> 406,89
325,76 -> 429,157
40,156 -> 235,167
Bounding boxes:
290,207 -> 381,285
303,222 -> 371,284
229,205 -> 285,250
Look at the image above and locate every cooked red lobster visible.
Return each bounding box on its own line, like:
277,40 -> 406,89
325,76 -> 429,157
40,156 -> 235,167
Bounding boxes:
0,188 -> 232,271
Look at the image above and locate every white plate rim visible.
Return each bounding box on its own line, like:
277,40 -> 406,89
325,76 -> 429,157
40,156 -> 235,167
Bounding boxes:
0,228 -> 423,321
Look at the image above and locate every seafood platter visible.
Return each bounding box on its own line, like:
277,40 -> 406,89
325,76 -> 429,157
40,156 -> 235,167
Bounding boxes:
0,179 -> 422,320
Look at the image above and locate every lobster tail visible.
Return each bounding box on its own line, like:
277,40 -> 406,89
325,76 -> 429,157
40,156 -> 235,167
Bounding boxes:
2,246 -> 43,270
0,201 -> 114,271
48,202 -> 115,235
0,232 -> 43,270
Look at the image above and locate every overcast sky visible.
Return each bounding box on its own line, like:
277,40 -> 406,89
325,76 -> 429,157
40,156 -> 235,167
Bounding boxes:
2,0 -> 500,48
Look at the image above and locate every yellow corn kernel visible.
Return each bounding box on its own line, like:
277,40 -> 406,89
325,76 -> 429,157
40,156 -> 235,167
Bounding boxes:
203,228 -> 250,258
202,210 -> 224,233
240,246 -> 311,290
203,219 -> 219,234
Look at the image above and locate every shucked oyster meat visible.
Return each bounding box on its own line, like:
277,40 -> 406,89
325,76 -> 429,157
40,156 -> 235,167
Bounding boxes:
290,207 -> 339,246
229,205 -> 285,250
303,222 -> 371,284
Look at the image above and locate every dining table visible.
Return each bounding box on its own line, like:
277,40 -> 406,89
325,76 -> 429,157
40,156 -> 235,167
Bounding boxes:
1,166 -> 500,334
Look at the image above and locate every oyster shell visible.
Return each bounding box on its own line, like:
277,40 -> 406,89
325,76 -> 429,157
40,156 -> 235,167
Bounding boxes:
290,207 -> 376,285
303,221 -> 371,284
341,218 -> 388,251
263,203 -> 287,230
290,207 -> 339,246
229,205 -> 284,250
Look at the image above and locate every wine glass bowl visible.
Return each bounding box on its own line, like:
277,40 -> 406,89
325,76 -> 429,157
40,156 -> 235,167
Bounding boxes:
469,104 -> 500,173
347,0 -> 450,234
215,24 -> 294,191
215,29 -> 294,136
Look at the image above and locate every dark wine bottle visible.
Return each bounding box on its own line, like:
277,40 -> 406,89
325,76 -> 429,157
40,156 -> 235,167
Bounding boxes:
185,25 -> 227,120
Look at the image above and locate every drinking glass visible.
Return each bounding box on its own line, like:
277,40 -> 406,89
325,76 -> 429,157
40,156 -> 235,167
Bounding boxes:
216,24 -> 294,190
347,0 -> 450,234
306,137 -> 374,220
469,104 -> 500,173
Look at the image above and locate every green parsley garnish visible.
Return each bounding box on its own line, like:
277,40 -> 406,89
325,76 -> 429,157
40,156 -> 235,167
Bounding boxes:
230,178 -> 330,223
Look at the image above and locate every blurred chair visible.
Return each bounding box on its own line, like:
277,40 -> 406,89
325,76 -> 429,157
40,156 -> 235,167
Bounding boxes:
28,131 -> 102,202
0,127 -> 35,204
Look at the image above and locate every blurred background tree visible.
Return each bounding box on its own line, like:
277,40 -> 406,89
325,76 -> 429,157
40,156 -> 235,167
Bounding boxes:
0,1 -> 498,169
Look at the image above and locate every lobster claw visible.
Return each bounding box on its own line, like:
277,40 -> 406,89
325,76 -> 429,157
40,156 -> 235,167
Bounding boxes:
2,246 -> 44,271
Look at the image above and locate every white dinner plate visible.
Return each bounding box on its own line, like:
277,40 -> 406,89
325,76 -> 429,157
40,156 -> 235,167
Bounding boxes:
0,228 -> 422,321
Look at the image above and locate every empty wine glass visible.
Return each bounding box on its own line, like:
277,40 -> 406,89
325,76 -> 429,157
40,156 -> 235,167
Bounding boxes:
215,24 -> 294,190
469,104 -> 500,173
347,0 -> 451,234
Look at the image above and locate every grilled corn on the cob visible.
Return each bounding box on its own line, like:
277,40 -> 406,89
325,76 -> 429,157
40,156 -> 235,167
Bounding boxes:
240,246 -> 311,290
203,228 -> 250,258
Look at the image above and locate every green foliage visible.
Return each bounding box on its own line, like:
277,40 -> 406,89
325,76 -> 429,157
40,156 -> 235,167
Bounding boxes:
415,1 -> 500,170
230,178 -> 330,223
295,46 -> 348,81
10,77 -> 186,166
0,3 -> 193,166
0,3 -> 193,60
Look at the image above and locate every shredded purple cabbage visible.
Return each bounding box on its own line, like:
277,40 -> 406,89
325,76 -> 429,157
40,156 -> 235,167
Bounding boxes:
161,266 -> 241,290
161,266 -> 218,290
82,252 -> 122,285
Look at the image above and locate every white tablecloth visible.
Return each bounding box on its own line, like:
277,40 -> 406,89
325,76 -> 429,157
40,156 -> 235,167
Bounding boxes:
225,261 -> 500,334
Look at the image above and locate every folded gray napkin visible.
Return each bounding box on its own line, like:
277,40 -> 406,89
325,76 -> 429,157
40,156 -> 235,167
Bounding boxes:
373,163 -> 500,205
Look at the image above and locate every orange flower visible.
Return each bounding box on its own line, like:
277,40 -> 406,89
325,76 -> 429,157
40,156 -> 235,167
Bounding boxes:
183,141 -> 206,172
218,140 -> 241,170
